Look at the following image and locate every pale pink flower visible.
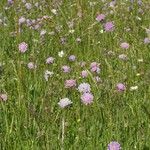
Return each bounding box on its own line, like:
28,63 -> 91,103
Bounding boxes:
62,65 -> 71,73
104,22 -> 114,32
65,79 -> 76,88
96,14 -> 105,22
27,62 -> 37,69
120,42 -> 130,49
46,57 -> 55,64
81,70 -> 88,78
19,42 -> 28,53
0,94 -> 8,101
81,93 -> 93,105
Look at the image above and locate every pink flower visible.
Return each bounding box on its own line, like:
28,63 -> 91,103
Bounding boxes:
96,14 -> 105,22
65,79 -> 76,88
107,141 -> 121,150
120,42 -> 130,49
46,57 -> 55,64
116,83 -> 126,92
90,62 -> 100,73
19,42 -> 28,53
62,65 -> 71,73
81,93 -> 93,105
104,22 -> 114,32
0,94 -> 8,101
27,62 -> 37,69
81,70 -> 88,78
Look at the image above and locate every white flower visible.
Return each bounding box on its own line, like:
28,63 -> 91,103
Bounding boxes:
40,30 -> 46,36
58,50 -> 64,57
51,9 -> 57,15
58,98 -> 72,108
130,86 -> 138,91
44,70 -> 54,81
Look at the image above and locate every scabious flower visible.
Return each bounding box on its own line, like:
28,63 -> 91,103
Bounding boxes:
144,37 -> 150,44
90,62 -> 100,74
116,83 -> 126,92
19,17 -> 26,25
27,62 -> 37,69
78,83 -> 91,93
62,65 -> 71,73
0,94 -> 8,101
104,22 -> 114,32
40,30 -> 47,36
8,0 -> 14,5
44,70 -> 54,81
107,141 -> 121,150
69,55 -> 76,61
25,3 -> 32,10
46,57 -> 55,64
81,93 -> 93,105
81,70 -> 88,78
58,98 -> 72,108
96,14 -> 105,22
65,79 -> 76,88
19,42 -> 28,53
120,42 -> 130,49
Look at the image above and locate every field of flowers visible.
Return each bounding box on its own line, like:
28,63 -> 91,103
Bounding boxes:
0,0 -> 150,149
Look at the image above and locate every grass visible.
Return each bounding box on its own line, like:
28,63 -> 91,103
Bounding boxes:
0,0 -> 150,149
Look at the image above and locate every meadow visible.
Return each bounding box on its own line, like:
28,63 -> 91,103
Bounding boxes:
0,0 -> 150,149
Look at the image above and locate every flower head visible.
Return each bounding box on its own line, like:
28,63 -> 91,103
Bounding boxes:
27,62 -> 37,69
104,22 -> 114,32
96,14 -> 105,22
78,83 -> 91,93
44,70 -> 54,81
81,70 -> 88,78
107,141 -> 121,150
116,83 -> 126,92
46,57 -> 55,64
58,98 -> 72,108
65,79 -> 76,88
19,42 -> 28,53
69,55 -> 76,61
62,65 -> 71,73
81,93 -> 93,105
0,94 -> 7,101
120,42 -> 130,49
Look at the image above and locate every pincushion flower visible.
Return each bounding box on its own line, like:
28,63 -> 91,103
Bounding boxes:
78,83 -> 91,93
116,83 -> 126,92
81,93 -> 93,105
0,94 -> 8,101
81,70 -> 88,78
120,42 -> 130,49
27,62 -> 37,69
107,141 -> 121,150
65,79 -> 76,88
62,66 -> 71,73
104,22 -> 114,32
19,42 -> 28,53
69,55 -> 76,61
96,14 -> 105,22
58,98 -> 72,108
46,57 -> 55,64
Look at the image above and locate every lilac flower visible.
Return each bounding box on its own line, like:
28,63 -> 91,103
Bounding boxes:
69,55 -> 76,62
8,0 -> 14,5
25,3 -> 32,10
58,98 -> 72,108
90,62 -> 100,73
116,83 -> 126,92
107,141 -> 121,150
81,70 -> 88,78
78,83 -> 91,93
120,42 -> 130,49
27,62 -> 37,69
19,17 -> 26,25
104,22 -> 114,32
0,94 -> 8,101
19,42 -> 28,53
65,79 -> 76,88
46,57 -> 55,64
144,37 -> 150,44
81,93 -> 93,105
62,65 -> 71,73
96,14 -> 105,22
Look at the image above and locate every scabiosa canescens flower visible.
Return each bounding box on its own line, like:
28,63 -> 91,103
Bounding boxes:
58,98 -> 72,108
116,83 -> 126,92
65,79 -> 76,88
81,93 -> 93,105
62,65 -> 71,73
46,57 -> 55,64
25,3 -> 32,10
69,55 -> 76,61
0,94 -> 8,101
19,17 -> 26,25
104,22 -> 114,32
90,62 -> 100,73
78,83 -> 91,93
144,37 -> 150,44
96,14 -> 105,22
120,42 -> 130,49
81,70 -> 88,78
19,42 -> 28,53
8,0 -> 14,5
27,62 -> 37,69
107,141 -> 121,150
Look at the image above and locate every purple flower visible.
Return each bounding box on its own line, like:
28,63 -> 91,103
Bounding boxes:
0,94 -> 8,101
58,98 -> 72,108
104,22 -> 115,32
27,62 -> 37,69
78,83 -> 91,93
144,37 -> 150,44
8,0 -> 14,5
81,93 -> 94,105
65,79 -> 76,88
46,57 -> 55,64
116,83 -> 126,92
107,141 -> 121,150
19,42 -> 28,53
62,65 -> 71,73
69,55 -> 76,61
96,14 -> 105,22
120,42 -> 130,49
81,70 -> 88,78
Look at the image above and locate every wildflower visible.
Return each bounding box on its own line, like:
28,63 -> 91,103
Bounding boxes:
107,141 -> 121,150
65,79 -> 76,88
81,93 -> 93,105
90,62 -> 100,73
81,70 -> 88,78
44,70 -> 54,81
58,98 -> 72,108
80,62 -> 86,67
19,42 -> 28,53
118,54 -> 128,60
120,42 -> 130,49
19,17 -> 26,25
104,22 -> 114,32
96,14 -> 105,22
144,37 -> 150,44
69,55 -> 76,61
78,83 -> 91,93
27,62 -> 37,69
116,83 -> 126,92
46,57 -> 55,64
40,30 -> 46,36
0,94 -> 7,101
58,51 -> 64,57
25,3 -> 32,10
130,86 -> 138,91
62,65 -> 71,73
76,37 -> 81,42
8,0 -> 14,5
51,9 -> 57,15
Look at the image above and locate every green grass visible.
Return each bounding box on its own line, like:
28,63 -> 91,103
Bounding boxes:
0,0 -> 150,149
